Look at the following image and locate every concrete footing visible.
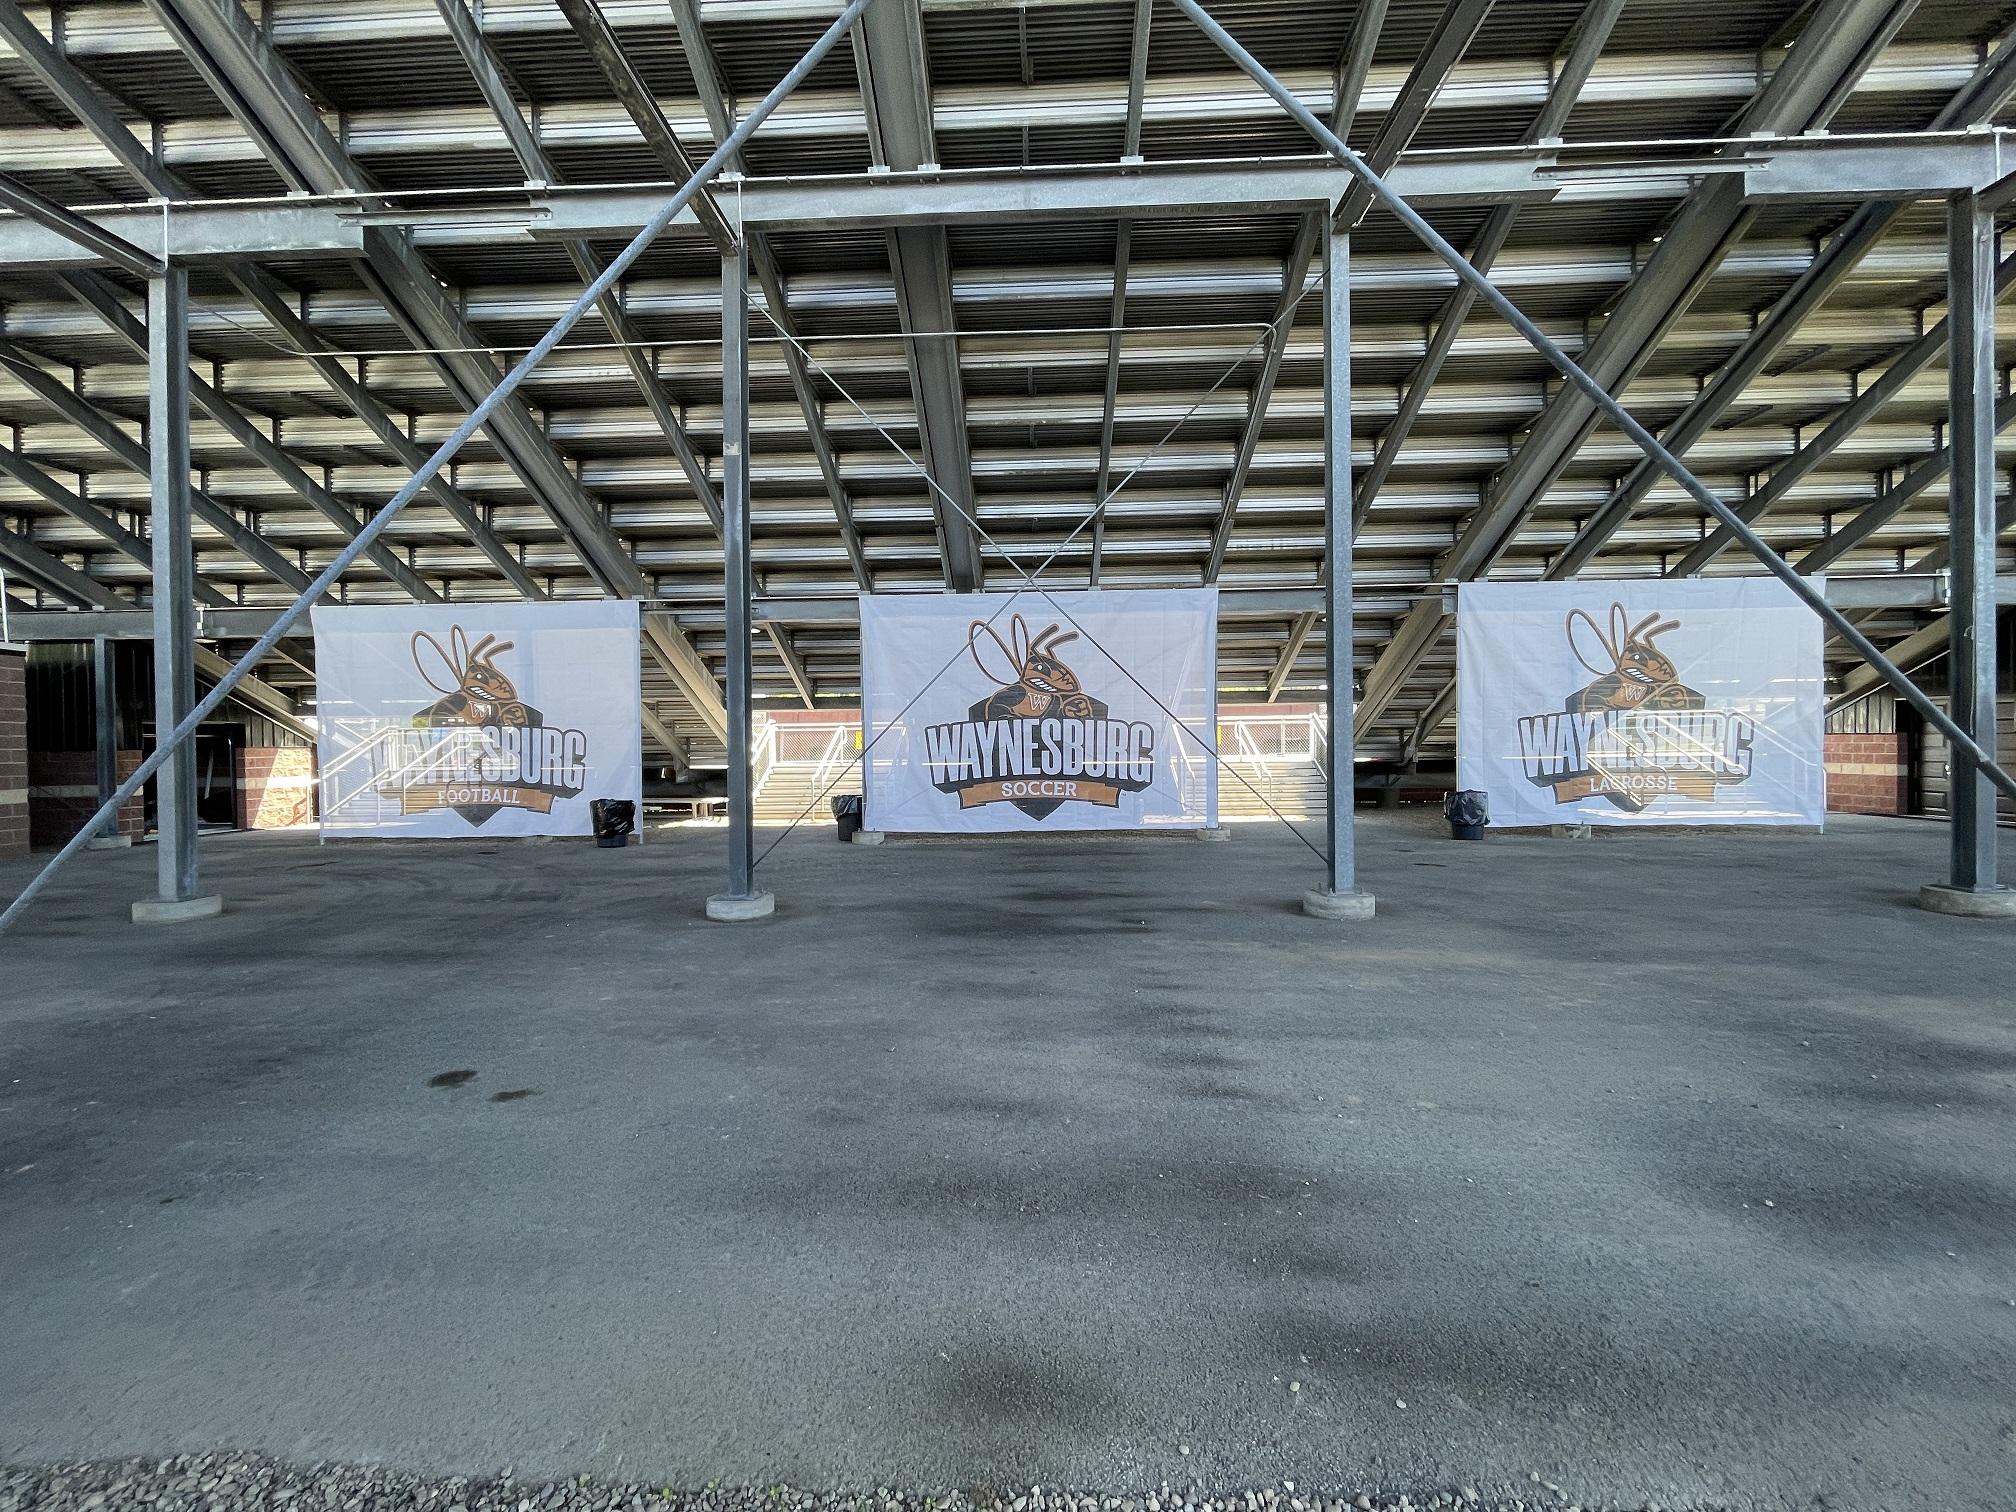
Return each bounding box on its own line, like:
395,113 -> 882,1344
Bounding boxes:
705,890 -> 776,922
1917,882 -> 2016,918
1195,826 -> 1229,842
1550,823 -> 1593,840
852,829 -> 887,846
130,893 -> 223,925
1301,887 -> 1376,921
87,834 -> 134,850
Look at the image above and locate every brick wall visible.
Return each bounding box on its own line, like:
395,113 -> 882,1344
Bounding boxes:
0,648 -> 25,861
1825,731 -> 1909,816
27,748 -> 145,847
236,746 -> 316,830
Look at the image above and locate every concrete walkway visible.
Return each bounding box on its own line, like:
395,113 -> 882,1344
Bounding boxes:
3,813 -> 2013,1512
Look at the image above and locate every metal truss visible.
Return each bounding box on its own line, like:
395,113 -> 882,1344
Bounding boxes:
545,0 -> 833,701
2,0 -> 2013,753
853,0 -> 983,591
144,0 -> 729,739
0,0 -> 871,936
1357,0 -> 1931,733
1168,0 -> 2016,846
0,511 -> 308,735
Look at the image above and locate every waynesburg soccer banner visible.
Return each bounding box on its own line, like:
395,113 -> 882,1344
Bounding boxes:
861,588 -> 1218,832
1456,578 -> 1825,827
312,600 -> 643,838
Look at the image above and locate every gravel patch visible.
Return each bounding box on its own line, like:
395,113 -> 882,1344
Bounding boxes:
0,1455 -> 1713,1512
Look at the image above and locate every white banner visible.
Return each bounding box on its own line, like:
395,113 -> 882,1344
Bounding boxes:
1456,578 -> 1825,827
861,588 -> 1218,832
313,601 -> 642,838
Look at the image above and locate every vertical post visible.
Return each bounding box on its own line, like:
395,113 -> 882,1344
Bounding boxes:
1921,192 -> 2012,916
1303,224 -> 1374,922
133,268 -> 221,923
90,635 -> 126,847
707,240 -> 773,922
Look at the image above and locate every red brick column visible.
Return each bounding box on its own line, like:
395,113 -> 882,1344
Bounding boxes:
0,647 -> 25,860
1825,732 -> 1909,815
235,746 -> 316,829
27,749 -> 145,847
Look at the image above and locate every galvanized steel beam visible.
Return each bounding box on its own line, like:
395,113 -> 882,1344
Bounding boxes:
1209,0 -> 1494,583
550,0 -> 736,254
0,3 -> 177,190
1332,0 -> 1388,138
145,269 -> 204,907
718,243 -> 761,905
1942,189 -> 2001,892
0,0 -> 870,936
578,0 -> 849,683
144,0 -> 726,730
1334,0 -> 1495,230
224,263 -> 548,600
1794,390 -> 2016,572
1669,245 -> 2016,577
1352,0 -> 1624,526
63,270 -> 446,603
1170,0 -> 2016,816
0,438 -> 151,570
855,0 -> 984,590
0,168 -> 158,276
1204,214 -> 1318,582
430,0 -> 721,541
1550,28 -> 2016,580
12,140 -> 2016,270
0,335 -> 314,593
0,586 -> 1339,642
0,526 -> 321,735
1316,224 -> 1360,903
1354,0 -> 1921,730
1089,0 -> 1155,585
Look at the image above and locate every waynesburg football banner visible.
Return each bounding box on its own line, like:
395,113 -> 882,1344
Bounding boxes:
862,588 -> 1218,832
312,601 -> 642,838
1456,578 -> 1825,827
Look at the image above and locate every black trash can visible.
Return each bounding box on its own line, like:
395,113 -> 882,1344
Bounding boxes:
831,793 -> 863,843
1444,789 -> 1488,841
590,798 -> 636,848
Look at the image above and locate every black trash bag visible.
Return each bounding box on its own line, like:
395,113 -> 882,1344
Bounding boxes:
590,798 -> 636,848
830,793 -> 863,843
1444,789 -> 1488,841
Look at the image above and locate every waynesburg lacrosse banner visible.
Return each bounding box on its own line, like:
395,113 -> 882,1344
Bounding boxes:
862,588 -> 1218,832
1456,578 -> 1825,827
313,601 -> 643,838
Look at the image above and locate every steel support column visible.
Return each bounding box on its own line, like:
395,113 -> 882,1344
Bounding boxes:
707,244 -> 771,922
1,0 -> 870,940
139,269 -> 218,920
91,635 -> 119,842
1303,226 -> 1373,922
1938,190 -> 2005,899
1170,0 -> 2016,826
